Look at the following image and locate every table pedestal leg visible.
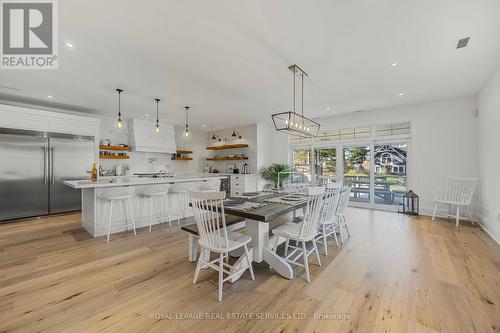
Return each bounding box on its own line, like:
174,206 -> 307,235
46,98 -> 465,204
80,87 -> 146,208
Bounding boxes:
228,219 -> 293,282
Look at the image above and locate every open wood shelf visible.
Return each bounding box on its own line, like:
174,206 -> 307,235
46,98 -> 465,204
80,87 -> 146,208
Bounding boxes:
99,145 -> 129,151
99,155 -> 129,159
206,144 -> 249,150
206,157 -> 248,161
172,157 -> 193,161
176,149 -> 193,154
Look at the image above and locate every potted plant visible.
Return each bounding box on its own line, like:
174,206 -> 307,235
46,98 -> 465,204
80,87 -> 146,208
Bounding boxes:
259,163 -> 292,189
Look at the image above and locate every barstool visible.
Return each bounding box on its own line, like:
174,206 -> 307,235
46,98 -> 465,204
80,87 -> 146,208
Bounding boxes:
169,182 -> 193,225
137,184 -> 171,231
100,187 -> 137,242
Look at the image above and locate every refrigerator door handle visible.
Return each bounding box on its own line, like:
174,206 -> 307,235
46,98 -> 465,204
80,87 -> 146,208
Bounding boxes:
50,147 -> 55,184
42,147 -> 48,185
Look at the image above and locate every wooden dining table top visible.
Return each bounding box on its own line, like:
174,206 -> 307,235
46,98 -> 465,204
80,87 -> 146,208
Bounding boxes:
223,192 -> 307,223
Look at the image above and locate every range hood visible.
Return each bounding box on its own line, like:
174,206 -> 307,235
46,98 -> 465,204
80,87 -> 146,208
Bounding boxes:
128,118 -> 176,153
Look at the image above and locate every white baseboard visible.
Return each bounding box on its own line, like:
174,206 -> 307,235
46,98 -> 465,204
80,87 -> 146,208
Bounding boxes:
418,207 -> 500,245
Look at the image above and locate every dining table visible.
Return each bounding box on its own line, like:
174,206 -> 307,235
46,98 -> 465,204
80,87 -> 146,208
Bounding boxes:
198,192 -> 308,282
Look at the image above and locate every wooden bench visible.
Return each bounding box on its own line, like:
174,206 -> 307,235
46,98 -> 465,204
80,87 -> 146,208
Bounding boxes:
181,214 -> 246,262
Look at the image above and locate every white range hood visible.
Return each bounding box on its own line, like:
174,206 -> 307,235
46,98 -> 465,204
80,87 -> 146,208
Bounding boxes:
128,118 -> 176,153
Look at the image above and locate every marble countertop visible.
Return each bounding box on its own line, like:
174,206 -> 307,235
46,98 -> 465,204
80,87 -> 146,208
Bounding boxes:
63,173 -> 228,189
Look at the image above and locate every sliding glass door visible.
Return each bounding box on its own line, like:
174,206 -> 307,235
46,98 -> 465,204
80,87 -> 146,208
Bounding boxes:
314,147 -> 336,184
292,148 -> 312,182
343,145 -> 371,204
289,139 -> 409,211
373,142 -> 408,207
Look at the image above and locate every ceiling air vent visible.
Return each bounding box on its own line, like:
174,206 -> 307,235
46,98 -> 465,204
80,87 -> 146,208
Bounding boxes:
456,37 -> 470,49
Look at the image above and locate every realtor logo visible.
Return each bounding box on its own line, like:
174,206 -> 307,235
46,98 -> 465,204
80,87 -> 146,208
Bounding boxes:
1,0 -> 58,69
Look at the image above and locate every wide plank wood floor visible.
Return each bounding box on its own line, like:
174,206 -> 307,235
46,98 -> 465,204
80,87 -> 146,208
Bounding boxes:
0,208 -> 499,333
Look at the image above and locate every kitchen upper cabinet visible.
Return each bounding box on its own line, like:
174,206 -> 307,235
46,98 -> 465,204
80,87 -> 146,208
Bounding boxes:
128,118 -> 176,153
0,104 -> 100,136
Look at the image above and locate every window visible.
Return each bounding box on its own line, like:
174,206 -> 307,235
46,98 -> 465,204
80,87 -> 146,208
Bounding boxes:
375,122 -> 411,137
314,147 -> 336,178
292,149 -> 312,182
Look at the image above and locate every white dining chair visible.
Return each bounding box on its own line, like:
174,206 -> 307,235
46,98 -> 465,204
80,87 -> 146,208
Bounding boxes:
271,191 -> 325,282
315,186 -> 342,254
189,190 -> 254,302
336,186 -> 352,243
100,187 -> 136,242
431,176 -> 478,226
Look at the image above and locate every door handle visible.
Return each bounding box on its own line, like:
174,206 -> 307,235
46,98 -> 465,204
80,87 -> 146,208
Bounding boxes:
50,147 -> 55,184
42,147 -> 47,186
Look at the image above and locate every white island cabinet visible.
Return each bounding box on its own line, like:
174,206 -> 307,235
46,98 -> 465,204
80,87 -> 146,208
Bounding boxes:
64,174 -> 227,238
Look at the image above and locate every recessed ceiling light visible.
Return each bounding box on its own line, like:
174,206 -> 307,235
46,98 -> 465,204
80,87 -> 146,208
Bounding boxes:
399,93 -> 404,96
65,42 -> 74,48
145,113 -> 150,117
202,124 -> 206,127
456,37 -> 470,49
47,95 -> 53,99
325,106 -> 331,111
391,62 -> 398,67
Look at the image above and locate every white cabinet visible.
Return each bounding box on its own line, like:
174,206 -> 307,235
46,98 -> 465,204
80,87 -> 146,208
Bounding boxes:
0,104 -> 99,136
230,174 -> 257,196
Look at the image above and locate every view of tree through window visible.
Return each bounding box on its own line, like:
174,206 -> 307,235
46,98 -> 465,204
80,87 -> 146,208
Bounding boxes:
292,149 -> 312,181
343,145 -> 371,202
314,147 -> 336,177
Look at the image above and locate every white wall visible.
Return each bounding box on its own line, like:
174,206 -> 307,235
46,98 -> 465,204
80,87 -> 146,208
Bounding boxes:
313,96 -> 478,215
207,124 -> 257,174
477,67 -> 500,243
256,123 -> 289,187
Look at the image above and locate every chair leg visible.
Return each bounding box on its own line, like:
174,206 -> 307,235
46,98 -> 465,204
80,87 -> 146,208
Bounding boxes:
466,206 -> 474,225
273,235 -> 280,253
127,198 -> 136,235
164,194 -> 172,227
338,217 -> 344,244
302,241 -> 310,283
244,244 -> 255,280
432,202 -> 438,221
106,200 -> 113,242
343,216 -> 350,238
332,223 -> 339,247
322,224 -> 328,255
312,238 -> 321,266
193,254 -> 203,284
456,206 -> 460,227
177,194 -> 181,226
284,238 -> 290,256
218,253 -> 224,302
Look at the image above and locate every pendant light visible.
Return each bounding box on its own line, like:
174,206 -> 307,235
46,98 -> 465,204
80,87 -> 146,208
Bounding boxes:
271,64 -> 320,137
184,106 -> 190,137
115,88 -> 124,129
154,98 -> 160,133
231,130 -> 242,139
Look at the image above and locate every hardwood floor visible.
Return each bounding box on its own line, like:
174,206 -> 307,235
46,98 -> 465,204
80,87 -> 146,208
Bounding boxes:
0,208 -> 499,333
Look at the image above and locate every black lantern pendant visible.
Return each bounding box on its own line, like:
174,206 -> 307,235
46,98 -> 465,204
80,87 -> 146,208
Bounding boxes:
399,190 -> 419,215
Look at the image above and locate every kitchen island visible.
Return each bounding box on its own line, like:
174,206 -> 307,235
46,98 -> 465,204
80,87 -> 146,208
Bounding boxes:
64,174 -> 228,237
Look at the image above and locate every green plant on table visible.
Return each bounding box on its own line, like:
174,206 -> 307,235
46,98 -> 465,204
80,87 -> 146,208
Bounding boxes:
259,163 -> 291,189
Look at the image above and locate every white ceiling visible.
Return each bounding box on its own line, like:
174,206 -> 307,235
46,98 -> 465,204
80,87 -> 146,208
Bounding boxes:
1,0 -> 500,130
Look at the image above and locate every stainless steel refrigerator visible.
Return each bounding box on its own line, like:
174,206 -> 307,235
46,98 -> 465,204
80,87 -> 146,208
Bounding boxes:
0,128 -> 95,222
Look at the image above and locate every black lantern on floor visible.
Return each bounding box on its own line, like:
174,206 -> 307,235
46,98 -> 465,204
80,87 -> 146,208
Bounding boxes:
399,190 -> 419,215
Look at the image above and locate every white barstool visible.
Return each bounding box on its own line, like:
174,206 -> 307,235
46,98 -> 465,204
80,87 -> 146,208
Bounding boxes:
100,187 -> 137,242
137,184 -> 171,231
169,182 -> 193,225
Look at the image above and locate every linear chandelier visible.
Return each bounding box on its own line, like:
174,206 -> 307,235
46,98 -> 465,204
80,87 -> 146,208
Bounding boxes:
271,64 -> 320,138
